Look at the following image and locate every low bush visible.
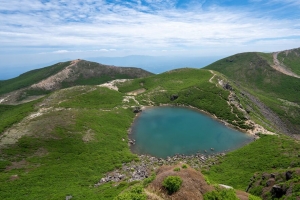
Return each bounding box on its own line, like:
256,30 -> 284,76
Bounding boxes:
182,164 -> 188,169
163,176 -> 183,194
173,167 -> 180,172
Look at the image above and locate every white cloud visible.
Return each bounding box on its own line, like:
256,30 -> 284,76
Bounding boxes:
53,50 -> 69,54
0,0 -> 299,58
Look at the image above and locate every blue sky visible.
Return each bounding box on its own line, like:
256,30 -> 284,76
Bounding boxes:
0,0 -> 300,78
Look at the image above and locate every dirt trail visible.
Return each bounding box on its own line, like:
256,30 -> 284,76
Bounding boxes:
209,70 -> 216,83
272,52 -> 300,78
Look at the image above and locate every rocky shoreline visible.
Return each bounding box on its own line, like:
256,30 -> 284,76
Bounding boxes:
94,153 -> 225,187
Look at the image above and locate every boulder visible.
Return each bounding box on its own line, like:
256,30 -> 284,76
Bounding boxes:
133,106 -> 142,113
272,185 -> 285,198
66,196 -> 73,200
286,171 -> 292,181
223,82 -> 233,91
170,94 -> 179,101
266,178 -> 275,187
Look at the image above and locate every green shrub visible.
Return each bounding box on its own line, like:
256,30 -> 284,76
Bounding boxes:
163,176 -> 183,194
182,164 -> 188,169
249,185 -> 263,196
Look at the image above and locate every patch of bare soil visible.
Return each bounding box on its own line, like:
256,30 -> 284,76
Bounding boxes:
98,79 -> 129,91
147,164 -> 214,200
236,190 -> 249,200
9,174 -> 19,181
126,88 -> 146,96
0,107 -> 75,148
5,159 -> 28,171
272,52 -> 300,78
82,129 -> 96,143
32,147 -> 48,157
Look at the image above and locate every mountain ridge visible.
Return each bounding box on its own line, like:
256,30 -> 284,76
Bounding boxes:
0,59 -> 153,104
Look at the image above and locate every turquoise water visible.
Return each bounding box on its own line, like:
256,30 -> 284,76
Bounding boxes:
130,106 -> 253,158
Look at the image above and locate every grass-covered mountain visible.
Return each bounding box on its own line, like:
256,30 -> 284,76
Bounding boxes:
0,47 -> 300,200
0,59 -> 153,104
205,47 -> 300,136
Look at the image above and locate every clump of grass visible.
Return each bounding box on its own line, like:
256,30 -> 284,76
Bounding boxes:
182,164 -> 188,169
173,167 -> 180,172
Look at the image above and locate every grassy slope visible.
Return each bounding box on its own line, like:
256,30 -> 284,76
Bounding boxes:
205,52 -> 300,132
0,87 -> 137,199
0,100 -> 41,134
204,134 -> 300,190
119,68 -> 249,128
0,61 -> 71,95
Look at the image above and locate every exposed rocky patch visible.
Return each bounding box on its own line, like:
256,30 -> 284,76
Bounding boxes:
98,79 -> 129,91
240,89 -> 291,136
247,169 -> 300,199
94,153 -> 225,187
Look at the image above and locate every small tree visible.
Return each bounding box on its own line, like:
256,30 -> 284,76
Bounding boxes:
163,176 -> 183,194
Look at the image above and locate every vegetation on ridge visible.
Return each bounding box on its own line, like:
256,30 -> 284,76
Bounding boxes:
0,61 -> 71,95
205,52 -> 300,134
119,68 -> 251,130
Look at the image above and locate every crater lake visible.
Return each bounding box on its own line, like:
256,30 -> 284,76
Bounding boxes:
130,106 -> 253,158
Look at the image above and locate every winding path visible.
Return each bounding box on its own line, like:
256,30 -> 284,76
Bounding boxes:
209,70 -> 216,83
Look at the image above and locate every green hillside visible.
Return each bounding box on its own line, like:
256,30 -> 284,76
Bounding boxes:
277,48 -> 300,76
205,52 -> 300,135
0,61 -> 71,95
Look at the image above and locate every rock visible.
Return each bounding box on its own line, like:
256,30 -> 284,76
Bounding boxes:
286,171 -> 292,181
266,178 -> 275,187
66,195 -> 73,200
223,82 -> 233,91
272,185 -> 285,198
170,94 -> 179,101
133,106 -> 142,113
271,173 -> 276,179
